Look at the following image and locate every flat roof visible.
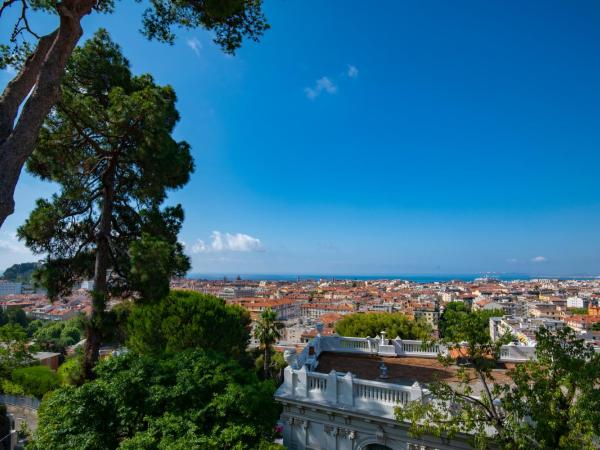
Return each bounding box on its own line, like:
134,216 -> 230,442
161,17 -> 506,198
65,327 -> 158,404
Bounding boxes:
315,352 -> 512,386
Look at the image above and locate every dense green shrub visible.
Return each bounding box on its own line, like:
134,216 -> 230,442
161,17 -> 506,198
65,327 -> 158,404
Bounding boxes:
11,365 -> 59,398
33,350 -> 280,450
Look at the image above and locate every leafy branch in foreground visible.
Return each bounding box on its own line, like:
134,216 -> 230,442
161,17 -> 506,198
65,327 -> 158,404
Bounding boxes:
396,324 -> 600,449
0,0 -> 268,228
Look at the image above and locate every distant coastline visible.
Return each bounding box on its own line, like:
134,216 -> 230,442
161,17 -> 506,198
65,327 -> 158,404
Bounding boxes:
188,273 -> 600,282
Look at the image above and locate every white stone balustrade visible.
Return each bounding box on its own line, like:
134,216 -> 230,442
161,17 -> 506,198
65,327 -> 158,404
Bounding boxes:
280,365 -> 419,418
499,344 -> 536,361
299,334 -> 536,362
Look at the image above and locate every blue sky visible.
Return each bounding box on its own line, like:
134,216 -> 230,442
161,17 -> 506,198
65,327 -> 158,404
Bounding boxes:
2,0 -> 600,276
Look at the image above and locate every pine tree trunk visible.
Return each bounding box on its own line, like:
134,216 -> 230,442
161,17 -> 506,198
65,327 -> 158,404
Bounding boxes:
0,1 -> 95,229
83,161 -> 116,379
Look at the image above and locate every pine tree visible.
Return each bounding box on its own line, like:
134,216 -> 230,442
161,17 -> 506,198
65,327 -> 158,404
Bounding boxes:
18,30 -> 193,378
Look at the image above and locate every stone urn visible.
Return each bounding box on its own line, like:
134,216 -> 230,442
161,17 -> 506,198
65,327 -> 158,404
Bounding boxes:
283,347 -> 298,369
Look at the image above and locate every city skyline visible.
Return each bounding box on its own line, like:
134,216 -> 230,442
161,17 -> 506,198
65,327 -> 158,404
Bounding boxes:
2,1 -> 600,276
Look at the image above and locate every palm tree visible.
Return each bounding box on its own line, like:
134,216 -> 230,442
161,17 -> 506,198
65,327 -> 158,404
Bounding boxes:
254,307 -> 282,378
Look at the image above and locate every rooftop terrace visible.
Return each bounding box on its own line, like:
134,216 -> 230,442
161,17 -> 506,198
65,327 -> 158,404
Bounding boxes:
275,332 -> 528,419
314,352 -> 513,385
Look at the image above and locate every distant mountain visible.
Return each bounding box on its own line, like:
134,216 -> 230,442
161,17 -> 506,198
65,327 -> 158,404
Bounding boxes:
1,262 -> 40,283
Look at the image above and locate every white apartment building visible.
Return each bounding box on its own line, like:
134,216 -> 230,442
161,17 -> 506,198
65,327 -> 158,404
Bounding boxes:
489,316 -> 564,346
218,285 -> 259,300
0,282 -> 22,297
80,279 -> 95,290
28,304 -> 79,321
300,303 -> 354,321
566,296 -> 588,309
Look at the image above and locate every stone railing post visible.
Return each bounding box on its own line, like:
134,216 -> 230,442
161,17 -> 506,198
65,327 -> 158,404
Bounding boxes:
409,381 -> 422,401
313,335 -> 321,357
438,343 -> 449,357
297,366 -> 308,397
283,366 -> 296,395
325,369 -> 338,403
338,371 -> 354,406
394,336 -> 404,356
323,334 -> 339,352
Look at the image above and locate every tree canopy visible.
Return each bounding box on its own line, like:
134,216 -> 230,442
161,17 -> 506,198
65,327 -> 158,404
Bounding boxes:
335,312 -> 432,340
19,29 -> 193,302
32,350 -> 280,450
57,356 -> 85,387
33,318 -> 83,354
438,301 -> 503,342
127,290 -> 251,357
0,307 -> 29,329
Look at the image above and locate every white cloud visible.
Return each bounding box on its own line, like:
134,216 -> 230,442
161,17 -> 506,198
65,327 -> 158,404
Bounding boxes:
0,231 -> 36,271
225,232 -> 262,252
304,87 -> 318,100
304,76 -> 338,100
191,231 -> 263,254
317,77 -> 337,93
531,256 -> 547,263
0,240 -> 23,254
506,258 -> 518,263
304,88 -> 319,100
186,37 -> 202,56
347,64 -> 359,78
0,232 -> 28,254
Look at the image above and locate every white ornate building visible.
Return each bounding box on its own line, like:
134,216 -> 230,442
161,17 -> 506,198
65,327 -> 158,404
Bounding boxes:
275,329 -> 534,450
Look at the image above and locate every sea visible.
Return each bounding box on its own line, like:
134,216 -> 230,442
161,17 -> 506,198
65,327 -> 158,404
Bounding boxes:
188,273 -> 599,283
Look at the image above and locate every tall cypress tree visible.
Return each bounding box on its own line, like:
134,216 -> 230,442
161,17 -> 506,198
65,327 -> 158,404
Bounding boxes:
18,30 -> 194,378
